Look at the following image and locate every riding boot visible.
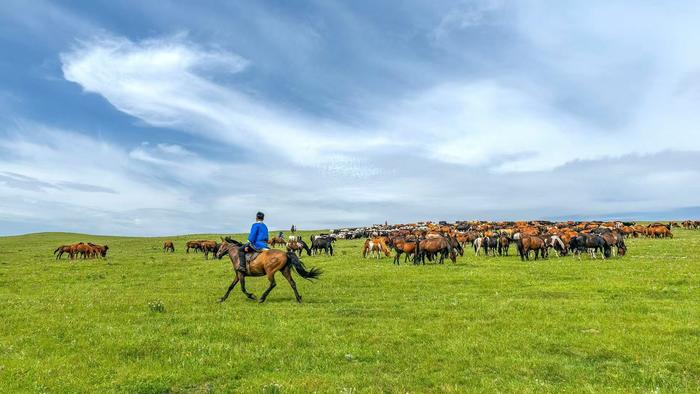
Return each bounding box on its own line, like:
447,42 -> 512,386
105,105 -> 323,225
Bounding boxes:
237,246 -> 247,272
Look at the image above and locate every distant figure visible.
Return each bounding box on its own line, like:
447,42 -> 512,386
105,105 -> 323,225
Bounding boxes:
278,231 -> 284,238
291,225 -> 296,233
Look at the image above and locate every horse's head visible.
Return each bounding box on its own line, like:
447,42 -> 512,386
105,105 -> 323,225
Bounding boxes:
216,238 -> 242,259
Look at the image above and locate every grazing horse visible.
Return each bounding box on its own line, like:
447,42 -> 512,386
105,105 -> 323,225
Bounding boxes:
362,238 -> 390,259
569,234 -> 608,260
598,231 -> 626,257
545,235 -> 567,257
446,235 -> 464,257
163,241 -> 175,253
216,238 -> 321,303
416,236 -> 454,264
517,236 -> 547,261
286,238 -> 311,256
87,243 -> 109,258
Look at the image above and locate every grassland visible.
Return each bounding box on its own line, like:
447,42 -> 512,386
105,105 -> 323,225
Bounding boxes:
0,230 -> 699,393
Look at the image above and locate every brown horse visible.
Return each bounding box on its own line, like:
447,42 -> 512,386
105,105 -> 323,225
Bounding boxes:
186,240 -> 203,253
216,238 -> 321,303
87,243 -> 109,258
269,236 -> 286,248
416,236 -> 454,264
163,240 -> 175,252
517,236 -> 547,261
200,240 -> 219,259
286,239 -> 311,256
54,244 -> 74,259
390,237 -> 417,265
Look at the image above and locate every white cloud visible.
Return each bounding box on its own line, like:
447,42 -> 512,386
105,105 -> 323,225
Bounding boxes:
61,34 -> 387,167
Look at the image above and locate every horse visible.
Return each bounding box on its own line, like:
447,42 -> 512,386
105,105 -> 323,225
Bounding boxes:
473,237 -> 483,256
310,236 -> 334,256
390,237 -> 417,265
163,241 -> 175,253
446,235 -> 464,257
482,236 -> 498,256
286,238 -> 311,256
54,244 -> 75,259
497,235 -> 510,256
186,240 -> 203,253
200,240 -> 220,260
598,231 -> 626,257
215,238 -> 321,303
416,236 -> 454,264
545,235 -> 567,257
569,234 -> 608,260
74,243 -> 93,259
87,243 -> 108,258
362,238 -> 390,259
269,236 -> 286,248
517,236 -> 547,261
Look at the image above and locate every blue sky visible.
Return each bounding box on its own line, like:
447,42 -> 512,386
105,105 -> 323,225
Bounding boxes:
1,1 -> 700,235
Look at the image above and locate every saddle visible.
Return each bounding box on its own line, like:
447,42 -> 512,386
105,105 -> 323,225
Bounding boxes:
244,251 -> 261,264
242,244 -> 270,264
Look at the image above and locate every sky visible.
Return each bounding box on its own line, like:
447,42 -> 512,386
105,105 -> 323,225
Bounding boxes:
1,1 -> 700,236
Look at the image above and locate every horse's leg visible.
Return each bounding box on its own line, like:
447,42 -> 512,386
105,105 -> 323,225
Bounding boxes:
219,274 -> 240,302
258,273 -> 277,303
281,266 -> 302,303
239,275 -> 256,300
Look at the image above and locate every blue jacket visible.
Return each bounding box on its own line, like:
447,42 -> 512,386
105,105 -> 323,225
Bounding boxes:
248,222 -> 269,249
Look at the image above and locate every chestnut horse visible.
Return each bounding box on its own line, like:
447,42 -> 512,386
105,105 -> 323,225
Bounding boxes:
163,241 -> 175,253
216,238 -> 321,303
269,236 -> 286,248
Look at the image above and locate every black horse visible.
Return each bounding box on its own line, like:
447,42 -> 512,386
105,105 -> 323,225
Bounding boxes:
311,236 -> 335,256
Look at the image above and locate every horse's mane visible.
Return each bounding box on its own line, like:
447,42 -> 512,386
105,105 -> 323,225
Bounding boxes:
224,236 -> 243,246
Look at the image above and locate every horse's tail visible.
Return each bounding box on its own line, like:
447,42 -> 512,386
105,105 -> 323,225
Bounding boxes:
286,252 -> 322,280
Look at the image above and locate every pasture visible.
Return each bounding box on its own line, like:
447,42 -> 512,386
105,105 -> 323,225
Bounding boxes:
0,230 -> 699,392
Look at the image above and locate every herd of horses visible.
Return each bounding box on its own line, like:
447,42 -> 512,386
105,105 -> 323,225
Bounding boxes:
157,234 -> 336,260
53,242 -> 109,259
358,221 -> 681,264
48,220 -> 689,303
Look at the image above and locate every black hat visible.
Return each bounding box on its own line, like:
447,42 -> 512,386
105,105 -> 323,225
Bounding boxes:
256,211 -> 265,220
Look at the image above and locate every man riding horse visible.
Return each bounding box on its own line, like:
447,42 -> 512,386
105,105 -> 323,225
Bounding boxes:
238,211 -> 269,272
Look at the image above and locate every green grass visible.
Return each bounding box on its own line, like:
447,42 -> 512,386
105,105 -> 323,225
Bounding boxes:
0,230 -> 699,393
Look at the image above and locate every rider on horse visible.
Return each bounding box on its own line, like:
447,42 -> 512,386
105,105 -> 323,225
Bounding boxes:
238,211 -> 269,272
